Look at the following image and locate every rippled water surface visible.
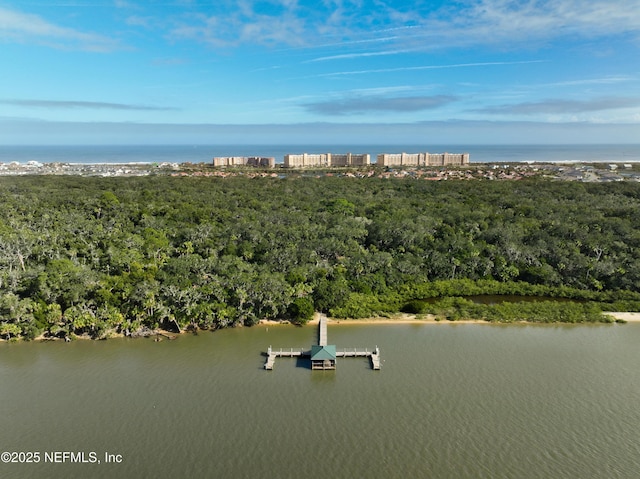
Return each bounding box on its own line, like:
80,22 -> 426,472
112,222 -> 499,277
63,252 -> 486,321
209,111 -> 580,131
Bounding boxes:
1,323 -> 639,479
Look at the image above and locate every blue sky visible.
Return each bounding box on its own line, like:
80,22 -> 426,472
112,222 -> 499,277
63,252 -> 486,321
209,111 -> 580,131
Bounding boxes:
1,0 -> 639,144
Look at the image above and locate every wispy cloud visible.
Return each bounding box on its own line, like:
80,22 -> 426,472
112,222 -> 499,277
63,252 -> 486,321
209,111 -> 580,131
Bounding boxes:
0,6 -> 119,52
151,57 -> 189,67
307,49 -> 415,62
26,1 -> 634,54
309,60 -> 547,79
166,0 -> 640,51
343,86 -> 426,96
125,15 -> 154,28
400,0 -> 640,52
540,76 -> 635,88
1,99 -> 178,111
304,94 -> 456,115
477,97 -> 640,115
170,3 -> 307,48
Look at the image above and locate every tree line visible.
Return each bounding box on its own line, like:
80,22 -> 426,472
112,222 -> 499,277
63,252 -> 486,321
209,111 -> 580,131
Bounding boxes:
1,174 -> 639,340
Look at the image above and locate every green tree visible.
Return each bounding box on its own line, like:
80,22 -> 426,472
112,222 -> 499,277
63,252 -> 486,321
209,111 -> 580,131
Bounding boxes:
287,297 -> 314,325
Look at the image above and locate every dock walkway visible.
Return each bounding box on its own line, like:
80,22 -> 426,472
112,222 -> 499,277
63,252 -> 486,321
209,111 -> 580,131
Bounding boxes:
318,315 -> 328,346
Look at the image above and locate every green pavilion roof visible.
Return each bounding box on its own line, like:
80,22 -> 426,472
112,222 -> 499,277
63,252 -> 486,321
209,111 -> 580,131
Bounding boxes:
310,345 -> 336,360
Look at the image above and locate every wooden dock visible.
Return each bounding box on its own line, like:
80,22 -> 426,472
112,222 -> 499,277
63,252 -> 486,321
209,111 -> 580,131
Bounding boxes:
264,315 -> 381,371
318,315 -> 328,346
264,346 -> 307,370
371,347 -> 381,370
265,347 -> 276,370
335,346 -> 381,370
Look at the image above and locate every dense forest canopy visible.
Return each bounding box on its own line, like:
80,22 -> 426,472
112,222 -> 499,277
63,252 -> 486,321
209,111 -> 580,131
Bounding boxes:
1,175 -> 639,340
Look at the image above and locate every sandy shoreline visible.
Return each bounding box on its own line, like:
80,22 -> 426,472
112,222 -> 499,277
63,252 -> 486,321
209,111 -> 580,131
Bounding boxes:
3,312 -> 637,343
604,312 -> 640,322
262,315 -> 515,326
258,311 -> 640,326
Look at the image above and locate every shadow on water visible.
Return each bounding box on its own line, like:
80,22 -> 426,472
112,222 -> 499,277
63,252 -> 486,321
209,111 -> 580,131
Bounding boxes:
257,352 -> 313,370
295,356 -> 312,370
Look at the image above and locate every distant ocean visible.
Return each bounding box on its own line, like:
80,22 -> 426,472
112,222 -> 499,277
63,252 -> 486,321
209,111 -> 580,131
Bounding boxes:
1,144 -> 640,164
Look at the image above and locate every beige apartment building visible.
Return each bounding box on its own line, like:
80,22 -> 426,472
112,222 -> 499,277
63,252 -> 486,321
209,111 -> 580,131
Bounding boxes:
213,157 -> 275,168
284,153 -> 370,168
376,152 -> 470,167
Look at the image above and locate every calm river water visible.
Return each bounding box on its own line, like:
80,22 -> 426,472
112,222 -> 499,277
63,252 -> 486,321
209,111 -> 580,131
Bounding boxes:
1,322 -> 639,479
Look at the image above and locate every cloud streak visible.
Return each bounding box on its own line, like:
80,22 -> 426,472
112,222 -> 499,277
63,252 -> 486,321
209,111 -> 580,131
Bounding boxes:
307,49 -> 416,62
0,6 -> 119,52
1,99 -> 178,111
304,95 -> 456,115
310,60 -> 547,79
477,97 -> 640,115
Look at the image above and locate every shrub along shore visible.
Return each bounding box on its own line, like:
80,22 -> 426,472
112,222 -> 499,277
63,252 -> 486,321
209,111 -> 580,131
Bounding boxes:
1,174 -> 640,341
